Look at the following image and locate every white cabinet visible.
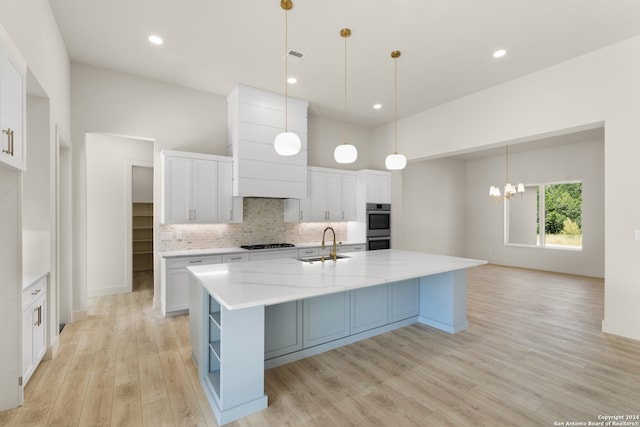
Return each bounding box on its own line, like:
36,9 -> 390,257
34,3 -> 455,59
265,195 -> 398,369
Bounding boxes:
0,33 -> 26,171
161,150 -> 240,224
356,169 -> 392,222
162,255 -> 222,315
286,167 -> 357,223
248,249 -> 298,262
309,169 -> 341,221
22,274 -> 47,385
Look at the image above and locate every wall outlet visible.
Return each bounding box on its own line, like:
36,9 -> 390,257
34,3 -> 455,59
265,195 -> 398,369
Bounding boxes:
175,231 -> 183,240
635,230 -> 640,241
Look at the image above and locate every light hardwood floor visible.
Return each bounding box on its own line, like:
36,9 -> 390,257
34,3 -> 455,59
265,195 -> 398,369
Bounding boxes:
1,265 -> 639,426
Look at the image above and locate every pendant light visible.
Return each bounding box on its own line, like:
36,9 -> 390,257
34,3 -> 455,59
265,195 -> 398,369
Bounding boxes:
274,0 -> 301,156
385,50 -> 407,170
489,145 -> 525,200
334,28 -> 358,164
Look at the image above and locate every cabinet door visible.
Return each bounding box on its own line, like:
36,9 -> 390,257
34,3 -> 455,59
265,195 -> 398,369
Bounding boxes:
389,279 -> 420,323
166,269 -> 190,313
324,173 -> 342,221
366,174 -> 392,204
308,171 -> 327,221
351,284 -> 388,334
341,174 -> 357,221
217,161 -> 234,223
32,295 -> 46,363
265,300 -> 303,359
303,292 -> 350,348
0,46 -> 26,171
191,159 -> 218,223
22,305 -> 34,381
163,156 -> 190,223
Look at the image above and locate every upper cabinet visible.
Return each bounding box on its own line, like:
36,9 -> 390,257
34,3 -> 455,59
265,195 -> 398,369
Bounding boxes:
227,84 -> 309,199
0,29 -> 27,171
285,167 -> 357,223
161,150 -> 241,224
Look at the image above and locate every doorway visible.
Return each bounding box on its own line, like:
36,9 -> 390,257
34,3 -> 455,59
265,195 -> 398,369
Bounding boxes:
131,166 -> 154,291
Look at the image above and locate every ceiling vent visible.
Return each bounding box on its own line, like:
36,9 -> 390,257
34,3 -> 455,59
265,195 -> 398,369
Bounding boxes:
282,49 -> 304,64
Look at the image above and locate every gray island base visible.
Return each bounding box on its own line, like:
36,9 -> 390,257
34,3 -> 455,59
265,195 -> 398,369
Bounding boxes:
187,249 -> 486,425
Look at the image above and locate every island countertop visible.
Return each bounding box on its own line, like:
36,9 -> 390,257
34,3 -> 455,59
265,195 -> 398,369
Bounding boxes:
187,249 -> 486,310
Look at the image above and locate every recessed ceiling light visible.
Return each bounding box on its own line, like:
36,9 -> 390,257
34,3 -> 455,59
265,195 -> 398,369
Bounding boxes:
287,77 -> 297,84
493,49 -> 507,58
373,103 -> 382,110
148,35 -> 164,45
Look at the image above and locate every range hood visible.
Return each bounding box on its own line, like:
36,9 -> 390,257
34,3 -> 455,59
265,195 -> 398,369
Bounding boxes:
227,84 -> 309,199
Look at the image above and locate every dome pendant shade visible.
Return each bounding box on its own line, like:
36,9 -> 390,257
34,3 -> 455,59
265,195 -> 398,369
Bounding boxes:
274,131 -> 301,156
385,153 -> 407,170
333,28 -> 358,165
334,143 -> 358,164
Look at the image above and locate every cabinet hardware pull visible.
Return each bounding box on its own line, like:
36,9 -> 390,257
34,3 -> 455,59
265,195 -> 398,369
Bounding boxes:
229,210 -> 232,221
2,128 -> 13,156
189,260 -> 203,263
193,209 -> 196,221
35,305 -> 42,326
31,288 -> 41,296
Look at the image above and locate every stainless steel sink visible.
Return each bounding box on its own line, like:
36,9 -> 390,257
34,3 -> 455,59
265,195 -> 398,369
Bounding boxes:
296,255 -> 351,263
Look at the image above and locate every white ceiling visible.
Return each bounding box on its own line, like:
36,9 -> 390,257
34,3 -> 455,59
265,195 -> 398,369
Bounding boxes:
49,0 -> 640,128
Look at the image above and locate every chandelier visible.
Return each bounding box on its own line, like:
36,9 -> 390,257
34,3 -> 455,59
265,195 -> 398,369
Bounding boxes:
489,145 -> 525,200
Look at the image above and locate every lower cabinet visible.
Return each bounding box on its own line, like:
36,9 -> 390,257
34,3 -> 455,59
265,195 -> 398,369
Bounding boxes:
389,279 -> 420,322
264,279 -> 420,361
162,255 -> 222,315
303,292 -> 350,348
264,300 -> 303,359
22,274 -> 47,386
351,284 -> 389,334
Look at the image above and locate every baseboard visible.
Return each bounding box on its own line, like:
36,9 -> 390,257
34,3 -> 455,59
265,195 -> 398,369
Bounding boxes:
264,317 -> 418,370
602,318 -> 640,341
87,284 -> 129,298
72,309 -> 88,322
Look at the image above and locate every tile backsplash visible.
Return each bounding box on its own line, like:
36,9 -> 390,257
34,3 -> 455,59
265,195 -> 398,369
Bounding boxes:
158,198 -> 348,251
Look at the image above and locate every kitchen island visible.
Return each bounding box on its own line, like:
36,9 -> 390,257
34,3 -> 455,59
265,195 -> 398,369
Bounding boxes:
188,249 -> 486,425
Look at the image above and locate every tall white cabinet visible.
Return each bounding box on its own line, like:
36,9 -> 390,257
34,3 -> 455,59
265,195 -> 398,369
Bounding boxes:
161,150 -> 241,224
0,27 -> 26,171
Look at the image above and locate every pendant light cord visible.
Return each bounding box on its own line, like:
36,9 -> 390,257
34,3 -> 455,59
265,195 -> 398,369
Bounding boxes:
343,32 -> 347,144
394,54 -> 398,154
284,7 -> 289,132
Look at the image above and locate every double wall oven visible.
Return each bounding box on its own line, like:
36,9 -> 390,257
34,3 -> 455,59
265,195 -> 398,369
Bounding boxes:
366,203 -> 391,250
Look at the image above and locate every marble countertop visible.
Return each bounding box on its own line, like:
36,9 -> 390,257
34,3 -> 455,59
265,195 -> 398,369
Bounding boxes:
159,241 -> 365,258
188,249 -> 486,310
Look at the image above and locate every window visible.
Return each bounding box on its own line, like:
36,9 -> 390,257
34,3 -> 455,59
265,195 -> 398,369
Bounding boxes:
506,181 -> 582,249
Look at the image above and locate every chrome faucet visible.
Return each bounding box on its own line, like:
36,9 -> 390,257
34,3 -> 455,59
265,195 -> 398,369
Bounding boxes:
321,226 -> 337,262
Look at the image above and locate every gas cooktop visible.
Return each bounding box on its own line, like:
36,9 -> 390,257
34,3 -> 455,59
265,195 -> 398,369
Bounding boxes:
240,243 -> 296,250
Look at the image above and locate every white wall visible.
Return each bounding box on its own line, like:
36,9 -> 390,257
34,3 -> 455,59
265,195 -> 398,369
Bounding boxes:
132,166 -> 153,203
396,158 -> 466,256
23,95 -> 51,274
86,134 -> 153,297
307,116 -> 374,170
374,35 -> 640,340
465,139 -> 604,277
